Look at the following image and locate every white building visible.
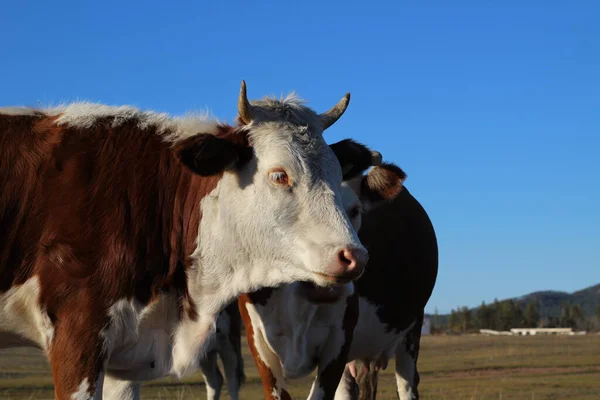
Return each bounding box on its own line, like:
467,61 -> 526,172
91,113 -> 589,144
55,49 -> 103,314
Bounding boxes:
480,327 -> 584,336
510,328 -> 573,336
421,317 -> 431,335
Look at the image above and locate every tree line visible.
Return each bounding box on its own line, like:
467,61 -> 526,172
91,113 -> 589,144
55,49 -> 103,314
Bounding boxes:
432,300 -> 600,333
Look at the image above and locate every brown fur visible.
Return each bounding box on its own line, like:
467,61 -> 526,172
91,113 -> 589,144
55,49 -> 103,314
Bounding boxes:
362,163 -> 407,203
0,112 -> 248,398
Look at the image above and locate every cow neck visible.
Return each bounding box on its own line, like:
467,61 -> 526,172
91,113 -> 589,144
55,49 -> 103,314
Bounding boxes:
163,166 -> 221,320
161,125 -> 250,319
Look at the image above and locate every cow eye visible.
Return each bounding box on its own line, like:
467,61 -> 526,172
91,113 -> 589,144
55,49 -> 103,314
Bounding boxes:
348,205 -> 362,219
268,168 -> 290,187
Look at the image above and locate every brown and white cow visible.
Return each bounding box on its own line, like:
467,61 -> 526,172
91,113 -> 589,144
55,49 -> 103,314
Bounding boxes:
0,82 -> 369,400
236,140 -> 439,400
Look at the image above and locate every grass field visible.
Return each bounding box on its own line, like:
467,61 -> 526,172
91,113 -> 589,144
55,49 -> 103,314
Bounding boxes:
1,334 -> 599,399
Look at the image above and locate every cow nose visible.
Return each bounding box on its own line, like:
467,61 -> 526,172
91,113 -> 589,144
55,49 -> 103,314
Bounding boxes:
337,247 -> 368,279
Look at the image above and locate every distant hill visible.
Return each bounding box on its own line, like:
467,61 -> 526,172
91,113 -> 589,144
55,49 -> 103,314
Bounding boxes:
427,283 -> 600,323
513,283 -> 600,318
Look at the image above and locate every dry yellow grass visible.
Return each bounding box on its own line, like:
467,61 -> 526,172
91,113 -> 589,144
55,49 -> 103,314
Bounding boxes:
1,334 -> 599,399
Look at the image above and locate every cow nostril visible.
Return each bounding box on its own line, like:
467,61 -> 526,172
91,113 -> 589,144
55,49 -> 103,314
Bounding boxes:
338,248 -> 356,269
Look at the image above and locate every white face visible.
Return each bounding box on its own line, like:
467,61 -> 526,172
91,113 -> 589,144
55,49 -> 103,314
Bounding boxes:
214,121 -> 368,288
289,182 -> 364,303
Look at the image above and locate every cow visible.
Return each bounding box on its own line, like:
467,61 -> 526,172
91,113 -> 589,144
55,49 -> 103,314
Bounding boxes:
0,81 -> 369,400
235,140 -> 439,400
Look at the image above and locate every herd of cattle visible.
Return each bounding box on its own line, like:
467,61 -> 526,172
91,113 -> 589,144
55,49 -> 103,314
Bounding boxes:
0,81 -> 438,400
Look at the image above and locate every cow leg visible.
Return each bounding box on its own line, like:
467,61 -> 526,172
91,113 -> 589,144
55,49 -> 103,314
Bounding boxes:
332,365 -> 358,400
200,350 -> 224,400
102,375 -> 141,400
51,362 -> 105,400
219,339 -> 244,400
209,304 -> 244,400
246,327 -> 289,400
309,355 -> 352,400
239,298 -> 290,400
308,294 -> 359,400
49,319 -> 107,400
395,313 -> 423,400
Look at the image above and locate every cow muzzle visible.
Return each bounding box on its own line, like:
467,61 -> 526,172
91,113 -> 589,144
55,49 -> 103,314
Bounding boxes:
319,246 -> 368,284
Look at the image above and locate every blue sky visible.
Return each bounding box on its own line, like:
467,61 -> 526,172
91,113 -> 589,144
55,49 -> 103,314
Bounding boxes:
2,1 -> 598,314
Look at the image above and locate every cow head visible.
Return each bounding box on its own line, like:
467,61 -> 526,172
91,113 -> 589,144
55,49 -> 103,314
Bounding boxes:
176,82 -> 369,301
296,139 -> 407,303
330,139 -> 407,213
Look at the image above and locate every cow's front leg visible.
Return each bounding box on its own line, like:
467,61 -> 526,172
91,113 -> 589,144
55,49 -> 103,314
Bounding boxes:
199,349 -> 224,400
48,313 -> 107,400
395,312 -> 423,400
248,328 -> 288,400
239,296 -> 290,400
218,338 -> 244,400
309,350 -> 355,400
309,356 -> 350,400
103,375 -> 141,400
331,364 -> 358,400
308,294 -> 359,400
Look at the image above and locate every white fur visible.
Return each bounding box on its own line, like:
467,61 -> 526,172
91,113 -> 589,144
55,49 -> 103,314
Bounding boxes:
395,344 -> 417,400
251,285 -> 350,380
102,376 -> 140,400
0,106 -> 41,115
67,372 -> 104,400
170,314 -> 217,378
70,378 -> 90,400
102,307 -> 238,400
0,277 -> 54,351
101,294 -> 179,382
0,102 -> 220,142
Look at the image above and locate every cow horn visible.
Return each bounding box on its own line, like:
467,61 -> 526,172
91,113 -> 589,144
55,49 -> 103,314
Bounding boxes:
371,151 -> 382,166
320,93 -> 351,130
237,80 -> 253,125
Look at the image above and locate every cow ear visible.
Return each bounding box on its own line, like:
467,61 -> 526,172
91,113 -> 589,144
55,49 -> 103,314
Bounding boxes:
360,163 -> 407,205
329,139 -> 382,181
176,133 -> 253,176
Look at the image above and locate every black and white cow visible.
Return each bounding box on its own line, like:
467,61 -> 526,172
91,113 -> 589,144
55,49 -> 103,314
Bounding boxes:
238,140 -> 439,400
